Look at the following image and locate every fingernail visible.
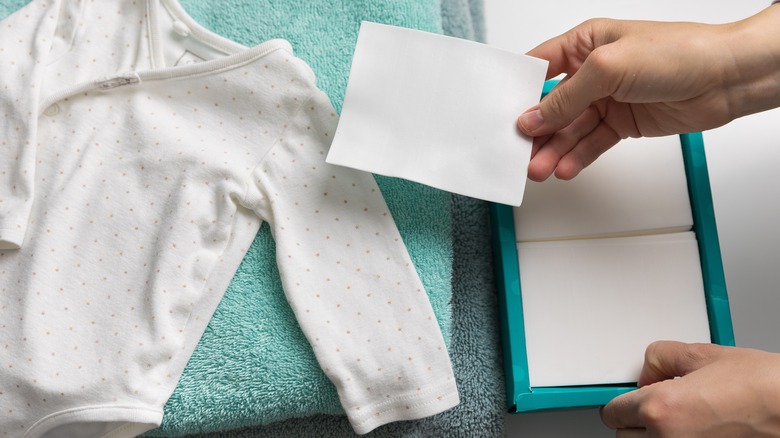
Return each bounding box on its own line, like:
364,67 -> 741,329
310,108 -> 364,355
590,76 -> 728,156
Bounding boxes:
519,109 -> 544,133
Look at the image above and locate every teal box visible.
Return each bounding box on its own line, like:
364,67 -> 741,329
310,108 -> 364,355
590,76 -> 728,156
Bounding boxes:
490,80 -> 735,413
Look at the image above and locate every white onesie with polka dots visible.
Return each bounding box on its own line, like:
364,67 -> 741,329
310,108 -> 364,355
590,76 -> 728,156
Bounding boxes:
0,0 -> 459,436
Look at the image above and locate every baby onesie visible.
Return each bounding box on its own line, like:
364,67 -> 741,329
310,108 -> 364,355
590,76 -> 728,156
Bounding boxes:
0,0 -> 459,436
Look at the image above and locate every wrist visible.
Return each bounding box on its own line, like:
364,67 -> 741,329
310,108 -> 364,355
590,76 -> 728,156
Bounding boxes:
721,5 -> 780,119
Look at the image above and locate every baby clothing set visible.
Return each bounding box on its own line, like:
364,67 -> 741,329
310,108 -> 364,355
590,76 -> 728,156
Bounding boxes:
0,0 -> 458,436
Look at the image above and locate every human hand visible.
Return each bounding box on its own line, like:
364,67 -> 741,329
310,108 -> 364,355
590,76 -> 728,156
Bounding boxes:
600,340 -> 780,437
518,5 -> 780,181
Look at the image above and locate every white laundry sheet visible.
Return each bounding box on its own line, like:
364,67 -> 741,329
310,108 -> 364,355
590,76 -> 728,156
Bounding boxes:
515,135 -> 694,242
518,232 -> 712,387
327,21 -> 548,206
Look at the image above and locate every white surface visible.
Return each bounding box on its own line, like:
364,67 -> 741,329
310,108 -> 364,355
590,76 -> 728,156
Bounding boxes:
515,136 -> 693,241
519,232 -> 711,387
485,0 -> 780,436
327,22 -> 548,206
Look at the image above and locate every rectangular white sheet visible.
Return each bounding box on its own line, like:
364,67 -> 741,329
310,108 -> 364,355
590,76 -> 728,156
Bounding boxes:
518,232 -> 711,387
515,136 -> 694,242
327,21 -> 548,206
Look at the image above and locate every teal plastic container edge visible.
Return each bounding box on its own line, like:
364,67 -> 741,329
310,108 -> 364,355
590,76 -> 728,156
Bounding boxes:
490,79 -> 734,413
680,132 -> 735,347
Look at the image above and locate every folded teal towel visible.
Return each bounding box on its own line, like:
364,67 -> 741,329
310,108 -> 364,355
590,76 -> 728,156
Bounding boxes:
0,0 -> 452,435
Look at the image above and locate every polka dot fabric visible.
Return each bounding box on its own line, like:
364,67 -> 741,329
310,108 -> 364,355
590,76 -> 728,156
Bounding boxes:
0,0 -> 458,437
247,88 -> 458,433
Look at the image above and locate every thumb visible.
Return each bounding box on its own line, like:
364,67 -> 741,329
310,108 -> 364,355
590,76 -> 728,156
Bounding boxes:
517,51 -> 615,137
638,341 -> 722,387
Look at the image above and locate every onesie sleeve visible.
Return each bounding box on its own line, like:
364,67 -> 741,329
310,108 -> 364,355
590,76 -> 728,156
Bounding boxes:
245,88 -> 459,434
0,0 -> 66,249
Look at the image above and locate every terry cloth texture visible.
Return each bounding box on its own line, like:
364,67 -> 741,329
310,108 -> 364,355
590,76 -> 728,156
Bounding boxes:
176,0 -> 506,436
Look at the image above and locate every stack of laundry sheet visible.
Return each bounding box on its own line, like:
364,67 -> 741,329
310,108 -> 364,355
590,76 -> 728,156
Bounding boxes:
515,136 -> 713,388
0,0 -> 507,437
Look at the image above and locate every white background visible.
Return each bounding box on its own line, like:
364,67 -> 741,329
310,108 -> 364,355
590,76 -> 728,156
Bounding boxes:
483,1 -> 780,436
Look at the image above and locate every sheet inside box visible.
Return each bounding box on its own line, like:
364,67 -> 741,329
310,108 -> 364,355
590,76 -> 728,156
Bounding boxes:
515,135 -> 693,242
519,232 -> 710,388
491,80 -> 734,413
